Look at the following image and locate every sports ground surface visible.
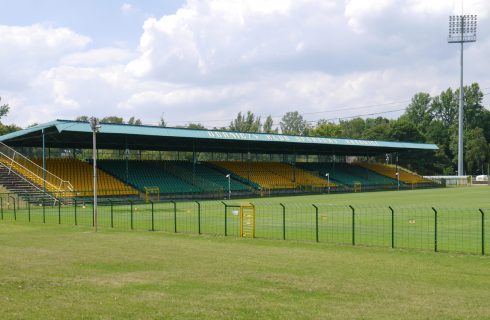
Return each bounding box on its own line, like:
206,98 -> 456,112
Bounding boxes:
0,187 -> 489,319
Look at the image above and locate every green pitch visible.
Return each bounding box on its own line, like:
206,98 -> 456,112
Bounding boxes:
0,223 -> 489,319
0,187 -> 489,319
2,187 -> 489,255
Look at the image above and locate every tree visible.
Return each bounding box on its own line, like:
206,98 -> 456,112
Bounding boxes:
0,97 -> 20,135
75,116 -> 89,122
461,83 -> 485,129
339,118 -> 365,139
100,116 -> 124,124
262,115 -> 278,134
0,124 -> 21,135
362,118 -> 391,140
127,116 -> 142,125
0,97 -> 9,120
388,119 -> 424,143
311,120 -> 343,137
401,92 -> 432,133
280,111 -> 309,135
464,128 -> 489,175
186,123 -> 206,129
229,111 -> 261,132
430,88 -> 458,128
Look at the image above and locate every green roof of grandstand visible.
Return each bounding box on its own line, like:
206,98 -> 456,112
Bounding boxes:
0,119 -> 438,156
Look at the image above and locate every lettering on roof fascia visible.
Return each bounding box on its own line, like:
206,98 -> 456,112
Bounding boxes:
207,131 -> 260,140
207,131 -> 383,146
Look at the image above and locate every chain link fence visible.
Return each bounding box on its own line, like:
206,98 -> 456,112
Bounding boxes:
0,192 -> 487,255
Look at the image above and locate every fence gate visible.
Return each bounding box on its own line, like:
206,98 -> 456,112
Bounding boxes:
240,205 -> 255,238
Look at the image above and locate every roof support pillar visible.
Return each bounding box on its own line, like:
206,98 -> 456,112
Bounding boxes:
42,128 -> 46,193
192,143 -> 196,184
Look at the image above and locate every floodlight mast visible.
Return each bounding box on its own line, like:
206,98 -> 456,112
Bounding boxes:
90,117 -> 101,232
448,14 -> 477,176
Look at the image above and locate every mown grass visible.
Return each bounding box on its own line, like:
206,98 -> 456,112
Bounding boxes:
0,222 -> 489,319
2,187 -> 489,254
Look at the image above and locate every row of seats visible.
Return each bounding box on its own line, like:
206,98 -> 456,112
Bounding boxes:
297,162 -> 397,187
96,160 -> 249,194
161,161 -> 249,192
31,159 -> 138,196
356,162 -> 432,184
5,157 -> 430,197
210,161 -> 334,189
97,160 -> 201,194
0,156 -> 67,194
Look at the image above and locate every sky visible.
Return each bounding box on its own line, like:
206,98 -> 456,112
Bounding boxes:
0,0 -> 489,129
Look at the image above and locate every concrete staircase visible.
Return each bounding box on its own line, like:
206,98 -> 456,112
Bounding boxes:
0,164 -> 57,205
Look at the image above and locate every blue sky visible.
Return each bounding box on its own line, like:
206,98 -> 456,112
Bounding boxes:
0,0 -> 488,129
0,1 -> 184,46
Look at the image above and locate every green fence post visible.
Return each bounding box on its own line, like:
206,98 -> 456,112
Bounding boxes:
432,207 -> 438,252
130,201 -> 134,230
313,204 -> 319,243
9,195 -> 16,221
74,199 -> 77,226
221,201 -> 227,236
280,203 -> 286,240
349,205 -> 355,246
195,201 -> 201,235
0,197 -> 3,220
479,209 -> 485,256
174,201 -> 178,232
151,201 -> 155,231
42,203 -> 45,224
58,201 -> 61,224
389,206 -> 394,249
28,201 -> 31,222
110,200 -> 114,228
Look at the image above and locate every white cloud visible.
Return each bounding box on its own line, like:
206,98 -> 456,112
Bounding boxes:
0,24 -> 91,91
120,3 -> 133,15
60,48 -> 134,67
2,0 -> 490,130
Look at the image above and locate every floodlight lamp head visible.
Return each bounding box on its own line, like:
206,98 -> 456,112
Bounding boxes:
89,117 -> 101,132
448,14 -> 477,43
225,174 -> 230,178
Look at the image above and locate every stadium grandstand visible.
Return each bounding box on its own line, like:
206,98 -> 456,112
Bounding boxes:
0,119 -> 439,203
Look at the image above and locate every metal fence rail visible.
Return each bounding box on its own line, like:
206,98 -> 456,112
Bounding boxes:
0,193 -> 487,256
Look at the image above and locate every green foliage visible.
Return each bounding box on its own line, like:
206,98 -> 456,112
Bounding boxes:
229,111 -> 261,133
0,124 -> 21,135
262,115 -> 278,134
388,119 -> 424,143
311,120 -> 343,137
280,111 -> 309,135
100,116 -> 124,124
0,97 -> 9,120
339,118 -> 365,139
127,116 -> 142,125
0,97 -> 20,135
75,116 -> 89,122
186,123 -> 206,130
401,92 -> 432,131
361,118 -> 391,141
464,128 -> 489,174
430,88 -> 457,128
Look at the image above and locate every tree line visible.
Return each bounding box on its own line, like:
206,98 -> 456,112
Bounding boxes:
0,83 -> 489,175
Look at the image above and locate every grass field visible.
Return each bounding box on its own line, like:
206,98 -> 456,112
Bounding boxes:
1,187 -> 489,255
0,222 -> 490,319
0,187 -> 489,319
